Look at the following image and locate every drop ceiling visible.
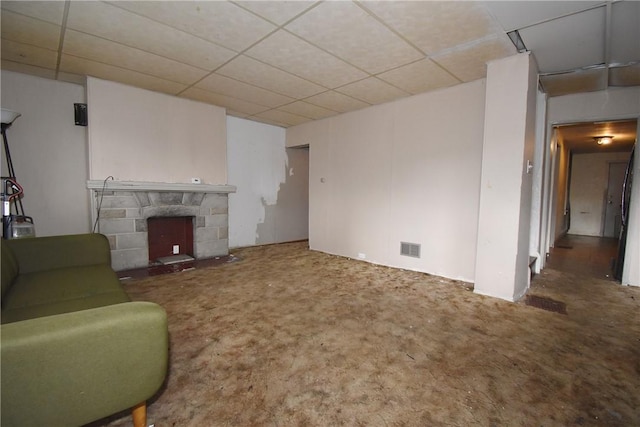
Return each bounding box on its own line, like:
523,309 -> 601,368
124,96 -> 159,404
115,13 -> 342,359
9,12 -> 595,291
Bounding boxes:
556,119 -> 637,154
1,1 -> 639,128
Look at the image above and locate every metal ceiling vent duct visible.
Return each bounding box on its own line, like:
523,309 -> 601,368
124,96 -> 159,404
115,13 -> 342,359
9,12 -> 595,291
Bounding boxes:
400,242 -> 421,258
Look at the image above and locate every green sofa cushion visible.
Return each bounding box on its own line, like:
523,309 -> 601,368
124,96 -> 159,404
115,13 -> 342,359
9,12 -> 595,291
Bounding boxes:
1,265 -> 130,323
1,291 -> 130,324
3,265 -> 126,309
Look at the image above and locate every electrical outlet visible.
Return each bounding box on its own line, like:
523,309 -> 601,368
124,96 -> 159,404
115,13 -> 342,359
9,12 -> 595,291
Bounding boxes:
358,253 -> 366,259
173,245 -> 179,254
191,177 -> 201,184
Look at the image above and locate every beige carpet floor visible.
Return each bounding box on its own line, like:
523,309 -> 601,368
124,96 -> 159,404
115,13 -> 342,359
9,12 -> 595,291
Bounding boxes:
88,241 -> 639,427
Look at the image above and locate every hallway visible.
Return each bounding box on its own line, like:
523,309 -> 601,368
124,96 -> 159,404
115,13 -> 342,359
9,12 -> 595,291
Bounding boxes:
546,234 -> 620,280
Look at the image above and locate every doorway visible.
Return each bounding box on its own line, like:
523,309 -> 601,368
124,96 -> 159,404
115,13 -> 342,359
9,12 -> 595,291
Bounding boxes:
551,119 -> 636,280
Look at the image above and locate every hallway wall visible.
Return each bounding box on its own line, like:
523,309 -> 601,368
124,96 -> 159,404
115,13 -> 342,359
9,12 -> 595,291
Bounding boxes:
569,151 -> 632,236
553,135 -> 571,241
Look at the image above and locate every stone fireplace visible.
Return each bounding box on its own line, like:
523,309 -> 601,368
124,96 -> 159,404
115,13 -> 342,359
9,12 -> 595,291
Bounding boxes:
87,181 -> 236,271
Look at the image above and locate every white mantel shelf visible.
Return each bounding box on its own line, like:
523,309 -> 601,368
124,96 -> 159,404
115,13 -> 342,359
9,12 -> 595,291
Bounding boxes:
87,180 -> 236,193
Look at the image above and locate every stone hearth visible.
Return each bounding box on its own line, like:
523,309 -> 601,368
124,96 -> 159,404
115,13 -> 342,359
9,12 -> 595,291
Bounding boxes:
87,181 -> 236,271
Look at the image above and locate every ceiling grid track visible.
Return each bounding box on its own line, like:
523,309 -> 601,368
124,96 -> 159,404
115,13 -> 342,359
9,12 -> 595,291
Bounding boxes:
53,0 -> 71,80
603,1 -> 612,86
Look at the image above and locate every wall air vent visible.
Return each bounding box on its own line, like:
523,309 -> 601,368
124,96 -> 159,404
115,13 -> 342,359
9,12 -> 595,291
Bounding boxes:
400,242 -> 421,258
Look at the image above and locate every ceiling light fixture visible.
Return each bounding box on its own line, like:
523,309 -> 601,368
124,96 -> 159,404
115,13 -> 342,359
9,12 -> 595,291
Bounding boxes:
594,136 -> 614,145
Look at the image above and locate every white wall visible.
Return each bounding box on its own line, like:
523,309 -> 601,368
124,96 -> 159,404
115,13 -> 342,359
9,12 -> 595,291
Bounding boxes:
288,79 -> 486,282
569,151 -> 632,236
529,87 -> 547,273
87,77 -> 227,184
227,116 -> 308,248
1,71 -> 90,236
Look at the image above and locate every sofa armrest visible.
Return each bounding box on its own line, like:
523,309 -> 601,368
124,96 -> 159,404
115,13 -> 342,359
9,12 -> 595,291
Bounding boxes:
1,302 -> 168,426
5,233 -> 112,274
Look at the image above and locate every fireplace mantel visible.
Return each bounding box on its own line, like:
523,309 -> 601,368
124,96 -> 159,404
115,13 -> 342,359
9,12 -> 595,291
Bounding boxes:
87,180 -> 236,194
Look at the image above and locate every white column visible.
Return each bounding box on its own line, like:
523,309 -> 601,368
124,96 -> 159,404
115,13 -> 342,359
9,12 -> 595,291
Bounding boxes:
474,53 -> 539,301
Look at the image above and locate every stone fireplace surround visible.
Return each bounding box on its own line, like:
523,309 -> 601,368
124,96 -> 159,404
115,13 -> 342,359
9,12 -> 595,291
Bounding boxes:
87,181 -> 236,271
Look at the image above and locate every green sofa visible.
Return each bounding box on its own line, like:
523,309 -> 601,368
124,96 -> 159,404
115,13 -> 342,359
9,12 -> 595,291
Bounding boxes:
1,233 -> 168,427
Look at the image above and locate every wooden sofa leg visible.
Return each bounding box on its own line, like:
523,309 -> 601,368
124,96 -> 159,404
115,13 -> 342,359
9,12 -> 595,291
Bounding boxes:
132,401 -> 147,427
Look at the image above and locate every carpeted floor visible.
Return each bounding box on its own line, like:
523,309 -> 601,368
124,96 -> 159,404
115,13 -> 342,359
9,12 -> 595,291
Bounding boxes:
88,241 -> 639,427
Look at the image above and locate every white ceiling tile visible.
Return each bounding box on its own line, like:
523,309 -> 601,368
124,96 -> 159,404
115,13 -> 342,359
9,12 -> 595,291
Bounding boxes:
363,1 -> 501,54
66,2 -> 235,71
216,55 -> 325,98
432,35 -> 516,82
245,115 -> 289,128
245,30 -> 367,88
56,71 -> 86,86
234,1 -> 318,25
1,59 -> 56,80
609,64 -> 640,87
484,1 -> 601,32
610,1 -> 640,64
63,30 -> 208,85
519,6 -> 606,72
181,87 -> 270,116
253,109 -> 311,127
336,77 -> 409,105
195,74 -> 292,108
377,59 -> 460,95
0,1 -> 65,25
110,1 -> 276,52
278,101 -> 338,120
59,54 -> 187,95
540,67 -> 606,97
195,72 -> 294,108
226,110 -> 251,119
1,39 -> 57,69
305,90 -> 370,113
286,1 -> 423,74
1,10 -> 61,50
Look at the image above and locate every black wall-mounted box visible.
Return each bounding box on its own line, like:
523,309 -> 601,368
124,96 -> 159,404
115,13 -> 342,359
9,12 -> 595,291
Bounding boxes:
74,103 -> 87,126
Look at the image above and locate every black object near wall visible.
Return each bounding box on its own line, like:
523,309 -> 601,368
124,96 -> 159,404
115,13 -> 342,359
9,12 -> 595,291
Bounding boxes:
74,103 -> 87,126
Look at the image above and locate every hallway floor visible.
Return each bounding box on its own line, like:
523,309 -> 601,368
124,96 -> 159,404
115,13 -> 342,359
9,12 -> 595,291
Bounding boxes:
528,234 -> 634,318
546,234 -> 620,280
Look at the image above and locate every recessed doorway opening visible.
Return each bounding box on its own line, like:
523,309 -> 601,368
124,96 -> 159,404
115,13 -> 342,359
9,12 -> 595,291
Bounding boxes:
552,119 -> 636,281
